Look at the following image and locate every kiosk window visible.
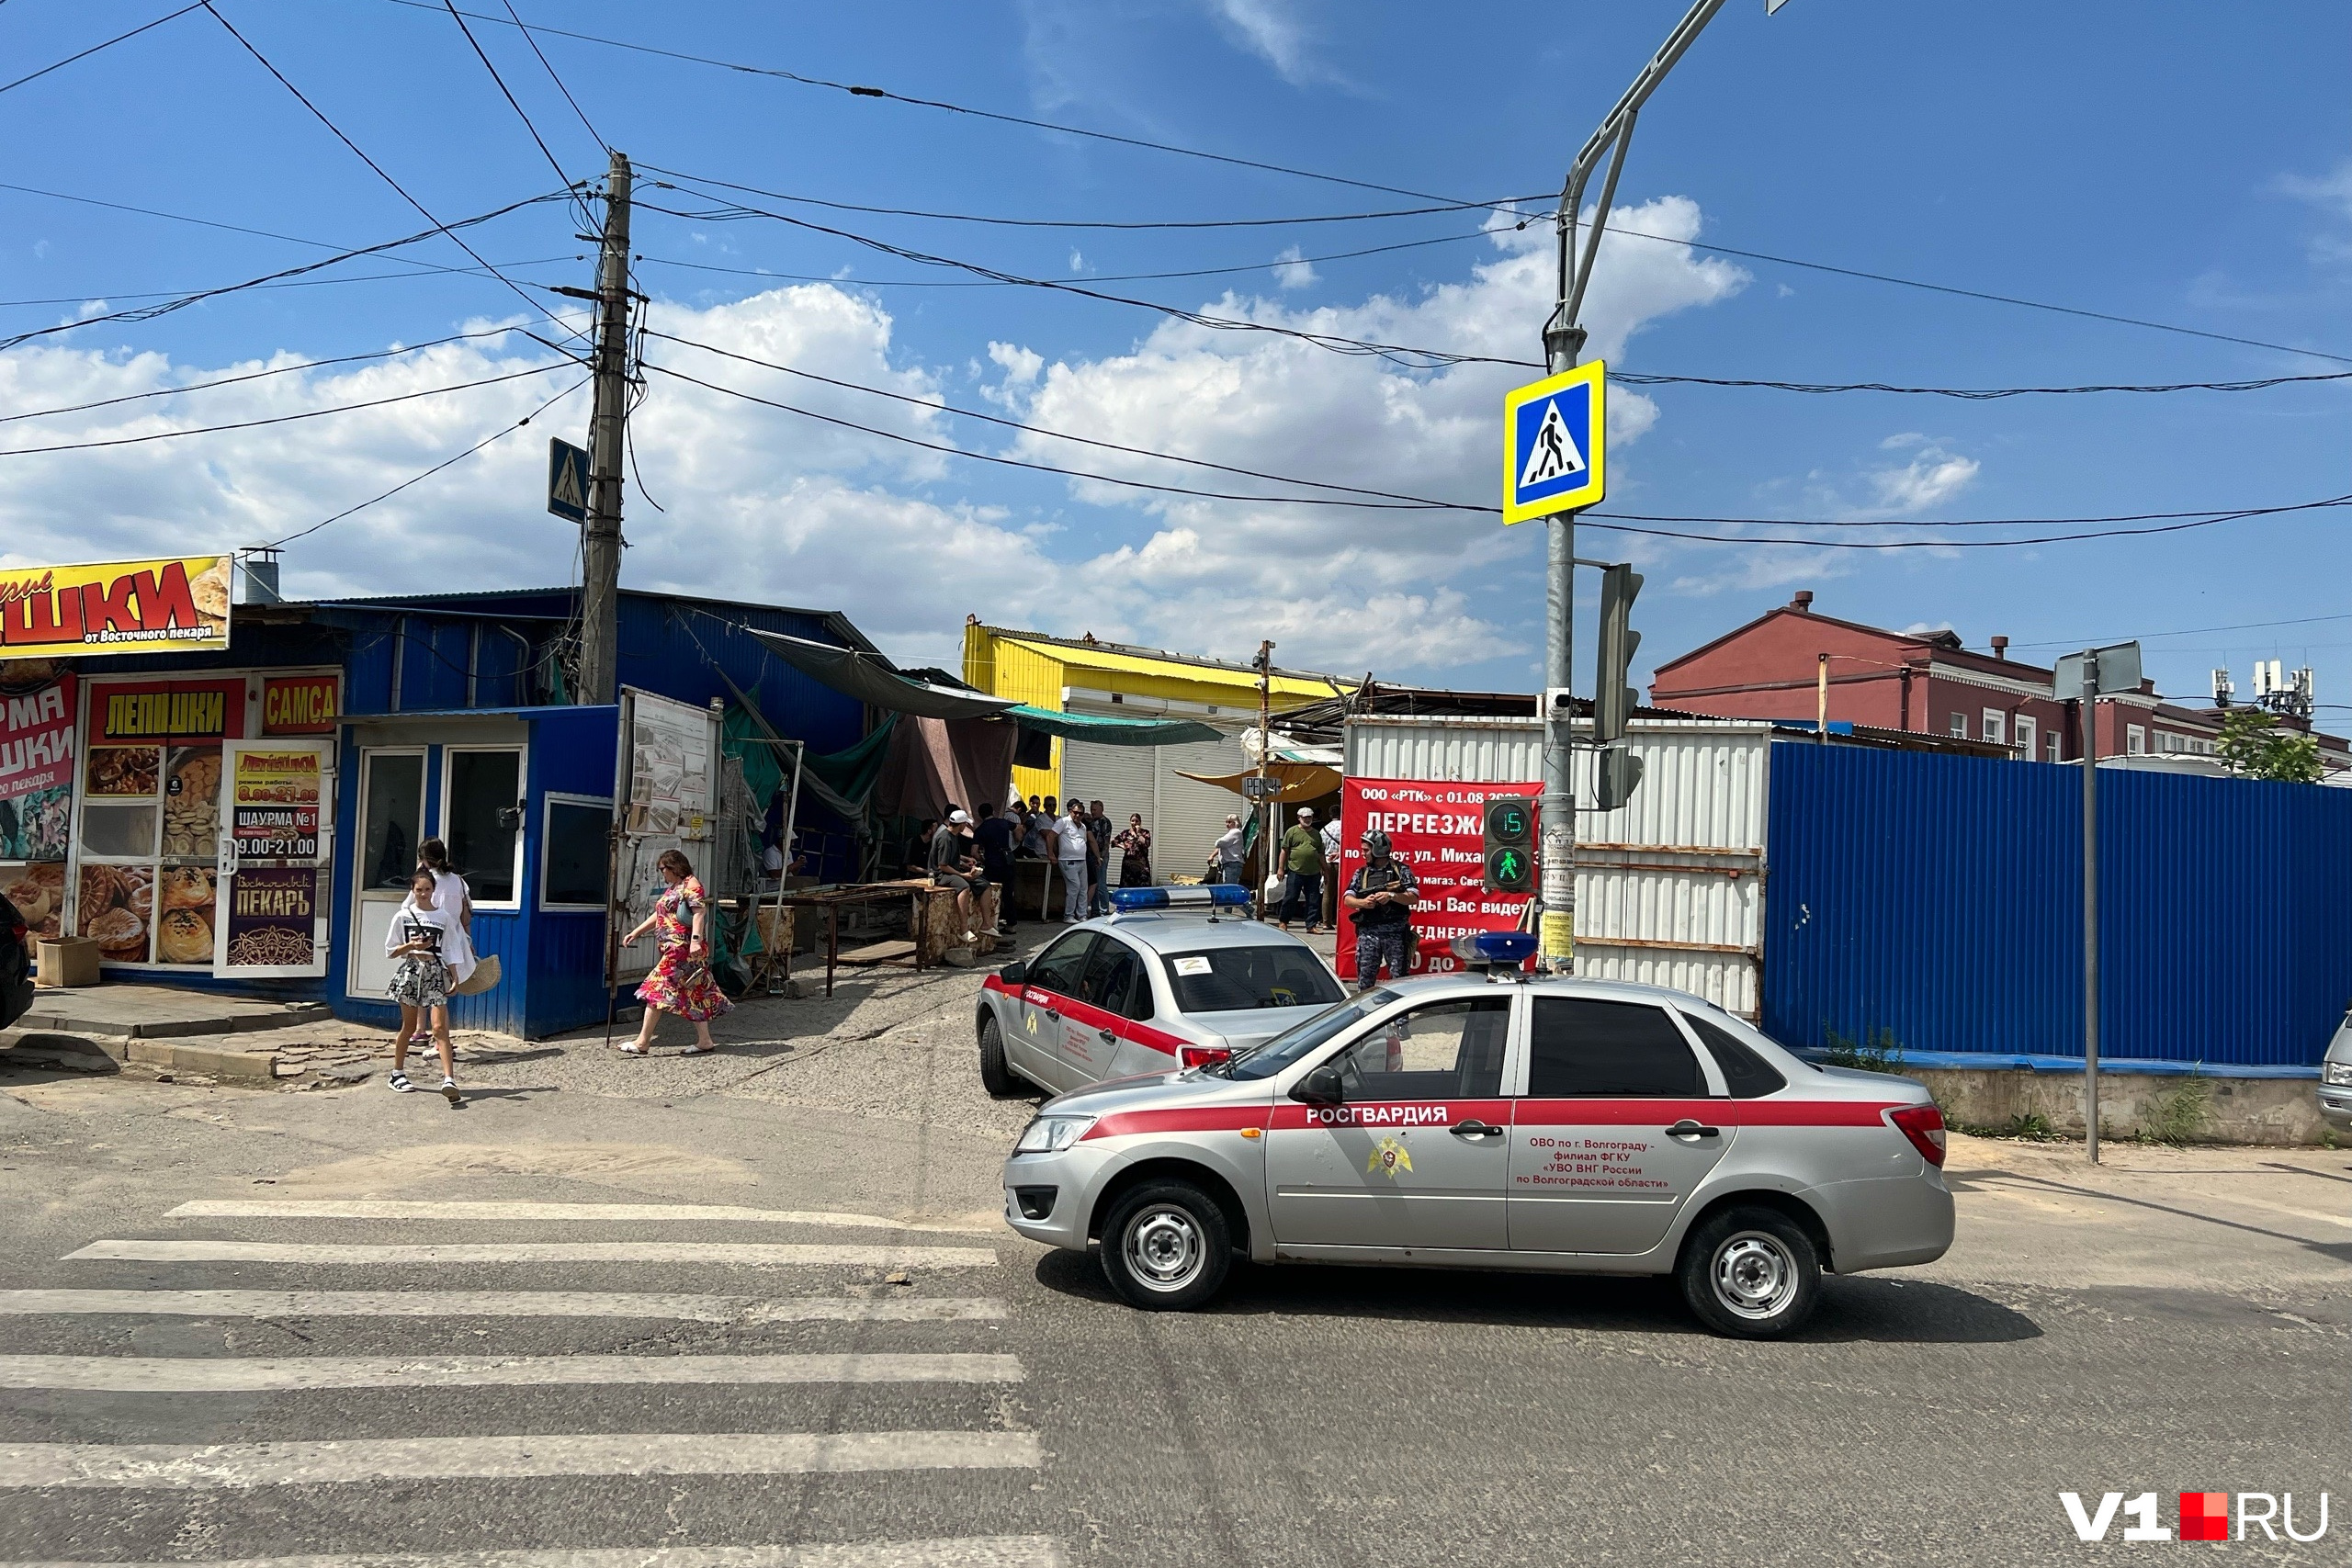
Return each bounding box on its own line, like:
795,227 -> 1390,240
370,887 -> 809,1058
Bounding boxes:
541,799 -> 611,908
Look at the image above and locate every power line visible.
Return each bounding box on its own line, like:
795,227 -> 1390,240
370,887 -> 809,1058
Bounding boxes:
501,0 -> 602,151
265,375 -> 588,548
638,186 -> 1498,371
376,0 -> 1498,212
645,328 -> 1474,509
436,0 -> 584,209
639,162 -> 1546,232
0,361 -> 568,457
639,348 -> 2352,548
1616,366 -> 2352,398
0,254 -> 581,311
2012,610 -> 2352,650
0,191 -> 577,355
201,1 -> 582,344
0,325 -> 543,423
0,2 -> 204,97
640,358 -> 1456,511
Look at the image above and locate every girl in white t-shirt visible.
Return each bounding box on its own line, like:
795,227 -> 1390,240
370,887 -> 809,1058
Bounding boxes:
407,839 -> 476,1049
385,868 -> 476,1102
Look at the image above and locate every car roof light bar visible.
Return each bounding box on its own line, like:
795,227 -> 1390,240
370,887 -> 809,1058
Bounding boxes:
1452,930 -> 1539,976
1109,883 -> 1254,917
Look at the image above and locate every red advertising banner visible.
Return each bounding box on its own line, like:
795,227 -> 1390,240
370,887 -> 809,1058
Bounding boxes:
0,671 -> 75,862
1336,775 -> 1540,981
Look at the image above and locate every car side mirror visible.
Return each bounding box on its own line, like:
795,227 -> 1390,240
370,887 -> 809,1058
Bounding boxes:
999,961 -> 1028,986
1290,1064 -> 1345,1105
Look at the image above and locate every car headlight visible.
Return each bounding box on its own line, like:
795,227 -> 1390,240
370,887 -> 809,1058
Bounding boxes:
2325,1061 -> 2352,1087
1014,1114 -> 1095,1154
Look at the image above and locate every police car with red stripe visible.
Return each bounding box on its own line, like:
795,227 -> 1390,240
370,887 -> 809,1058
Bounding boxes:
1001,931 -> 1953,1337
976,883 -> 1343,1098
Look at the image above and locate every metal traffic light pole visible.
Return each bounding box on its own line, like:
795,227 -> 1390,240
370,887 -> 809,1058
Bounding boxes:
1536,0 -> 1758,973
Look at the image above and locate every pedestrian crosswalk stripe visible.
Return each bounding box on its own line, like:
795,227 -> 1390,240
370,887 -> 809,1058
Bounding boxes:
0,1352 -> 1024,1392
0,1291 -> 1010,1323
0,1537 -> 1068,1568
65,1242 -> 998,1269
0,1430 -> 1045,1488
165,1201 -> 998,1233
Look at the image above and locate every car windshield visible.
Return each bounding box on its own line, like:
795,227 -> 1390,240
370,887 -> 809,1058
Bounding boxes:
1159,944 -> 1345,1014
1225,988 -> 1398,1079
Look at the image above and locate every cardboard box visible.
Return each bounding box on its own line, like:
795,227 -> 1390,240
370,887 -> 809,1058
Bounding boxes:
36,937 -> 99,989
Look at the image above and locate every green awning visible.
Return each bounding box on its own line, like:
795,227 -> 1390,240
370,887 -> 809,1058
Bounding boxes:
1007,705 -> 1223,748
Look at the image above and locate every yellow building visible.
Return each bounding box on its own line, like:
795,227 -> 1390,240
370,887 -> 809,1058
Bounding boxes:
963,620 -> 1351,876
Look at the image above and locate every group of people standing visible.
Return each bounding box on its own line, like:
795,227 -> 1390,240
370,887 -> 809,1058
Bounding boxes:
998,795 -> 1149,923
1208,806 -> 1342,932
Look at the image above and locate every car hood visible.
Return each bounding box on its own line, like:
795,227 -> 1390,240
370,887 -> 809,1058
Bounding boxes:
1040,1067 -> 1269,1119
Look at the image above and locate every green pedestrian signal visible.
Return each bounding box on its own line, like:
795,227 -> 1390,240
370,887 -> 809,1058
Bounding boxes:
1483,795 -> 1535,895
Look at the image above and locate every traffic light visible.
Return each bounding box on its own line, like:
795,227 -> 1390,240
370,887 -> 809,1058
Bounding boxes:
1483,795 -> 1534,894
1595,563 -> 1643,744
1596,747 -> 1645,812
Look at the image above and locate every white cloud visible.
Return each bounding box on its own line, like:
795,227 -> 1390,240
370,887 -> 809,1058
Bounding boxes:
1204,0 -> 1330,86
1271,243 -> 1318,291
2276,159 -> 2352,221
0,197 -> 1748,681
1068,248 -> 1087,274
1867,436 -> 1978,514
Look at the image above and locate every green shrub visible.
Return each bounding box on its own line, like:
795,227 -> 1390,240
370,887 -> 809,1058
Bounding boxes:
1823,1023 -> 1904,1075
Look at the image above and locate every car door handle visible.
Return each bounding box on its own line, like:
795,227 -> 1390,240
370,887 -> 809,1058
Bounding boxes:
1450,1119 -> 1504,1139
1098,1029 -> 1117,1043
1665,1118 -> 1721,1138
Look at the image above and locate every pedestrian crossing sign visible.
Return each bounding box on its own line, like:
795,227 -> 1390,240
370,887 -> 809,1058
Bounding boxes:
1502,361 -> 1605,524
547,437 -> 591,523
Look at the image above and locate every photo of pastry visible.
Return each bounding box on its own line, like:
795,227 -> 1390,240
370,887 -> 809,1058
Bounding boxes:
163,747 -> 223,861
77,863 -> 153,962
160,864 -> 216,910
188,558 -> 232,626
156,906 -> 214,964
25,862 -> 62,941
87,747 -> 161,797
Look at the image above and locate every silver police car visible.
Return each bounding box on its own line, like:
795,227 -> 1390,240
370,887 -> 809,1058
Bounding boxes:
976,884 -> 1345,1098
1001,956 -> 1953,1338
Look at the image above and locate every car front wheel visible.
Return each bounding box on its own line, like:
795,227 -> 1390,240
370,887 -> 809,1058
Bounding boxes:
1679,1205 -> 1821,1338
1099,1180 -> 1231,1311
978,1013 -> 1021,1098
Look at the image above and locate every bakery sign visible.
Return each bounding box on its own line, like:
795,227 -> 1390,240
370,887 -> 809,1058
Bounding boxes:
230,749 -> 322,860
0,557 -> 232,660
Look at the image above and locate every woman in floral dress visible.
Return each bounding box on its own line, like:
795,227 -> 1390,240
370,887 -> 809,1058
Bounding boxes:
619,850 -> 729,1055
1113,814 -> 1153,886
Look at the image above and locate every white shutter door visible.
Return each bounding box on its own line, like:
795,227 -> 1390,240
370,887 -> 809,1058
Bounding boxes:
1059,739 -> 1158,882
1154,733 -> 1249,885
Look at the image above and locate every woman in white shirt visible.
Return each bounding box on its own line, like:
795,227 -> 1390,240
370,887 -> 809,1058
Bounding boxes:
385,868 -> 477,1102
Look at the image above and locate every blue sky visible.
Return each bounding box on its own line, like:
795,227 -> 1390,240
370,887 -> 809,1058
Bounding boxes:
4,0 -> 2349,709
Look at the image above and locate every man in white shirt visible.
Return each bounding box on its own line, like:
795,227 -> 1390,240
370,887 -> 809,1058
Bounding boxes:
1319,813 -> 1342,929
1211,815 -> 1245,885
1052,805 -> 1092,922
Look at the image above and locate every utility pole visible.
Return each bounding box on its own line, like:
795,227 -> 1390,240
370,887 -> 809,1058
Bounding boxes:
1254,639 -> 1274,921
1535,0 -> 1765,972
576,150 -> 633,705
2079,660 -> 2099,1165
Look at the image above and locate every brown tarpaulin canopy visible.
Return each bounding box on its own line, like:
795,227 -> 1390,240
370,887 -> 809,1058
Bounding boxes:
1173,762 -> 1342,801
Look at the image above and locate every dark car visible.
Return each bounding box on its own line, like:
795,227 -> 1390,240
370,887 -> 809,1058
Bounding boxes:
1,890 -> 33,1032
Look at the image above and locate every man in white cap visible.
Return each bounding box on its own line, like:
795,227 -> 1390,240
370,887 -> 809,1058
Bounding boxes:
929,808 -> 982,944
1277,806 -> 1326,934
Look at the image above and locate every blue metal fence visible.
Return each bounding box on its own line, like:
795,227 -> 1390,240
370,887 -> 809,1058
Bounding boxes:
1763,741 -> 2352,1068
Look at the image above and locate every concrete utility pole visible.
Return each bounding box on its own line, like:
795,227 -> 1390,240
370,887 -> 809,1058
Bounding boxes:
576,150 -> 633,706
1536,0 -> 1764,972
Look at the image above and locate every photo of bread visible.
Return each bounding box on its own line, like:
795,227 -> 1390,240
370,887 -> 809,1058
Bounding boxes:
188,559 -> 231,625
77,863 -> 153,962
87,747 -> 161,797
3,873 -> 48,927
156,907 -> 214,964
163,748 -> 223,860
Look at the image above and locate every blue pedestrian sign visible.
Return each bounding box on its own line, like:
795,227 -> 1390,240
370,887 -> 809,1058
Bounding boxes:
547,437 -> 591,523
1502,361 -> 1605,524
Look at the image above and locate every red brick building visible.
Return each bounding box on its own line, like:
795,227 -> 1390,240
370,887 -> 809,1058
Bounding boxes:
1648,591 -> 2345,768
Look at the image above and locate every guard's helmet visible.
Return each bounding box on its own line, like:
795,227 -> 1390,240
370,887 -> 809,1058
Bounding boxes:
1361,829 -> 1393,858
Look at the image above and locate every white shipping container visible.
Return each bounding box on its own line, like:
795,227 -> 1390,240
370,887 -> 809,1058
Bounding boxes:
1341,716 -> 1770,1017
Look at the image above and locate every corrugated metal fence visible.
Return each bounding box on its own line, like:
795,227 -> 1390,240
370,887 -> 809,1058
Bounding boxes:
1765,741 -> 2352,1067
1343,717 -> 1770,1016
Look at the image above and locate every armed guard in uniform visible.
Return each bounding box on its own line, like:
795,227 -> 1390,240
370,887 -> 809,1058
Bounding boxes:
1341,828 -> 1419,992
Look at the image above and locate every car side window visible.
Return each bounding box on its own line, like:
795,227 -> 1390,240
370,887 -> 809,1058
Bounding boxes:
1328,996 -> 1510,1100
1526,998 -> 1702,1098
1682,1014 -> 1787,1098
1078,938 -> 1151,1021
1026,932 -> 1097,996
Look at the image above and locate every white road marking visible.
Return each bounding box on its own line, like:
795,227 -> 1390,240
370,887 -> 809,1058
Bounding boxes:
0,1291 -> 1008,1323
0,1430 -> 1043,1489
165,1201 -> 998,1234
63,1242 -> 997,1269
0,1538 -> 1067,1568
0,1352 -> 1023,1392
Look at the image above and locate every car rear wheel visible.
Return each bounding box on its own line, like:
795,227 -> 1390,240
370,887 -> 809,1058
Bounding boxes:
1099,1180 -> 1230,1311
1679,1206 -> 1820,1338
978,1014 -> 1023,1099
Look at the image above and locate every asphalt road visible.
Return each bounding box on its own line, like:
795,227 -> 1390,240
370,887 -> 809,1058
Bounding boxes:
2,950 -> 2347,1566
